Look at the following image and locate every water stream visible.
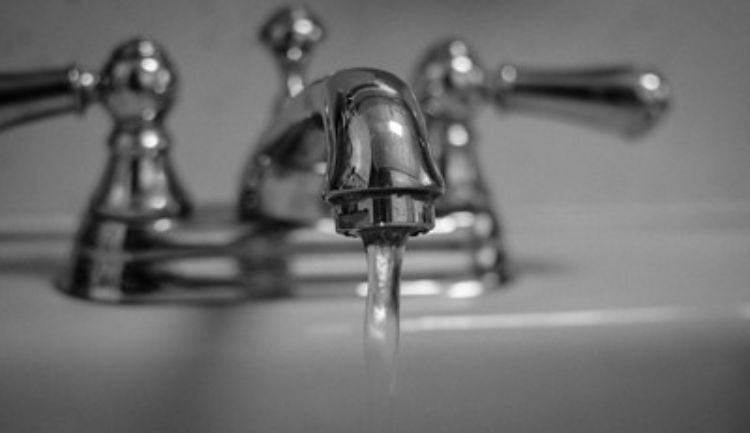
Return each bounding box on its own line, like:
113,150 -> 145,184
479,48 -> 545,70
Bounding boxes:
362,230 -> 409,433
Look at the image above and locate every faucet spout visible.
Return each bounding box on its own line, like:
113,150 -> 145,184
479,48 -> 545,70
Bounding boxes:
239,68 -> 444,238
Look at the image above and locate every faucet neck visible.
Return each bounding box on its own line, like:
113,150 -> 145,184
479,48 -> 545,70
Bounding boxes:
239,68 -> 444,237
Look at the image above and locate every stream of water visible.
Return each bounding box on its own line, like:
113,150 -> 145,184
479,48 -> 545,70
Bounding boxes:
362,232 -> 407,433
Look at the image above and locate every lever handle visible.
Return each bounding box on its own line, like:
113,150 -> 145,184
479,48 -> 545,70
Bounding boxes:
413,38 -> 671,137
0,66 -> 98,131
0,37 -> 188,220
0,38 -> 178,130
491,64 -> 670,137
259,5 -> 325,107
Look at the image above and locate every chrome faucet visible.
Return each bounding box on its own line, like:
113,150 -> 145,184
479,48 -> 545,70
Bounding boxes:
237,6 -> 506,296
0,32 -> 445,302
0,6 -> 670,302
239,68 -> 443,235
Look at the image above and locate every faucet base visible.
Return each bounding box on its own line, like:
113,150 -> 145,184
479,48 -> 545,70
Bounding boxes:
57,210 -> 290,303
57,205 -> 509,303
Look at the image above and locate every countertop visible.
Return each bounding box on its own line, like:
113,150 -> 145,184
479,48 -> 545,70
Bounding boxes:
1,202 -> 749,433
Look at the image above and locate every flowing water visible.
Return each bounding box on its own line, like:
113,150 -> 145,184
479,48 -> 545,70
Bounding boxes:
362,231 -> 408,433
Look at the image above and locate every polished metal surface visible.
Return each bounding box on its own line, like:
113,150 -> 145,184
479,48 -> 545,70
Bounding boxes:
240,68 -> 443,237
412,38 -> 672,284
492,64 -> 671,137
0,8 -> 672,302
63,39 -> 193,301
235,9 -> 502,295
414,38 -> 671,138
412,39 -> 510,284
83,67 -> 445,301
0,23 -> 447,301
0,37 -> 193,301
413,39 -> 500,216
0,66 -> 98,130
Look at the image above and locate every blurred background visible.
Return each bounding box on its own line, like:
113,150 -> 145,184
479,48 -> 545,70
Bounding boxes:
0,0 -> 748,219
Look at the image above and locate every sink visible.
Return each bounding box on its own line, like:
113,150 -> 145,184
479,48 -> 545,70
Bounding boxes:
0,203 -> 749,433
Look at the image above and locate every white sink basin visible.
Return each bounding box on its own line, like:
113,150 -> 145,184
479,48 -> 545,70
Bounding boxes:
1,203 -> 748,433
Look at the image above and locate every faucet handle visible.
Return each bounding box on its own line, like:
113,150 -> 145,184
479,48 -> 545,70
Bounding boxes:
0,37 -> 190,221
99,38 -> 178,125
0,66 -> 98,131
60,38 -> 192,301
0,38 -> 178,132
0,38 -> 190,222
490,64 -> 670,138
259,5 -> 326,102
413,38 -> 671,137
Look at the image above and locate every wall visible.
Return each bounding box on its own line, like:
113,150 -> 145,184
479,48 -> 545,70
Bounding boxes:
0,0 -> 748,218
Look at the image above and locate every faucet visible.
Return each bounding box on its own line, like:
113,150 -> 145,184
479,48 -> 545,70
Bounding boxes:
237,6 -> 505,296
0,32 -> 444,302
0,5 -> 670,302
239,7 -> 442,233
239,68 -> 443,236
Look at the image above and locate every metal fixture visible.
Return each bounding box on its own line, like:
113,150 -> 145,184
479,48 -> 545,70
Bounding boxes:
0,7 -> 671,302
412,38 -> 670,283
237,6 -> 508,295
0,38 -> 194,301
0,32 -> 445,301
239,68 -> 443,235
